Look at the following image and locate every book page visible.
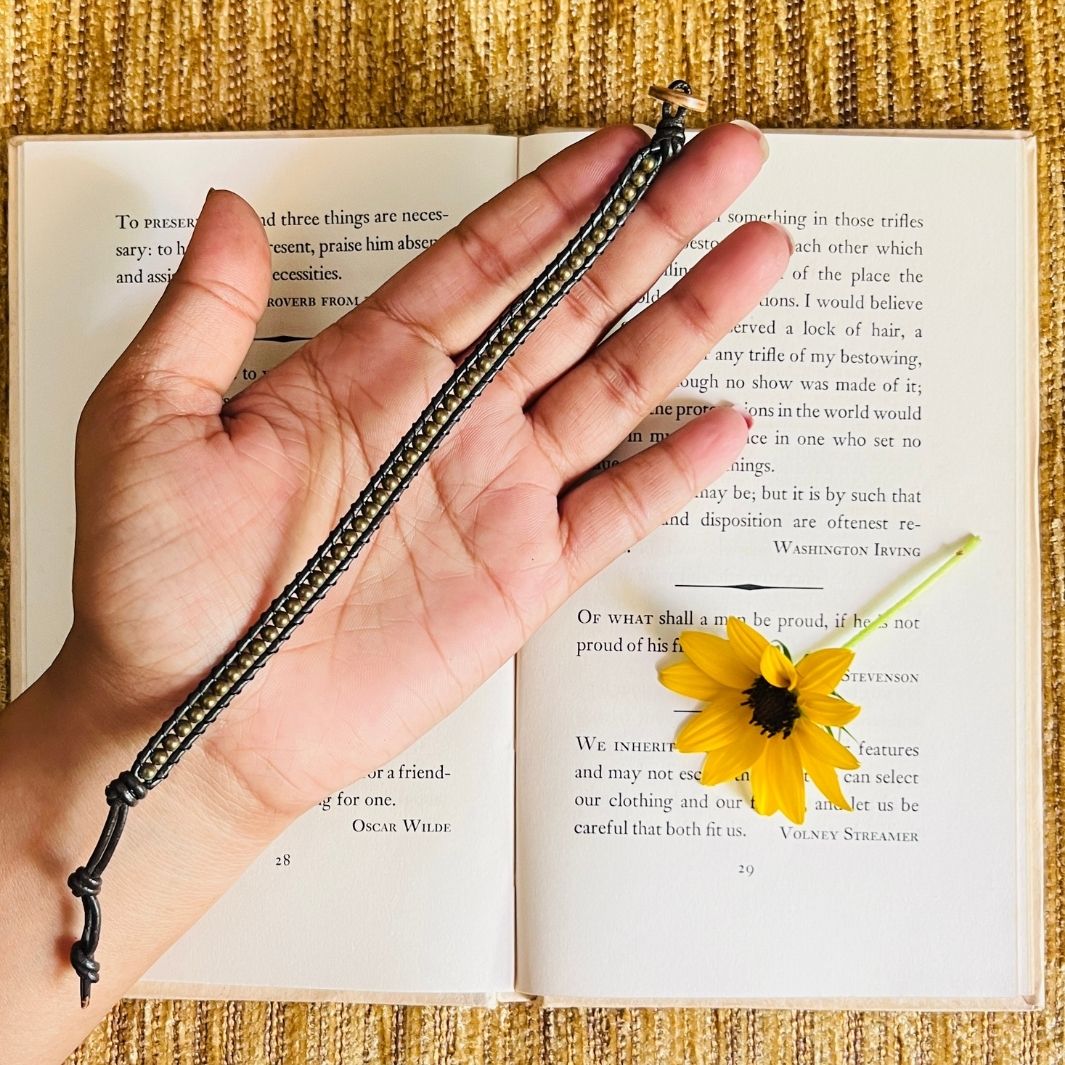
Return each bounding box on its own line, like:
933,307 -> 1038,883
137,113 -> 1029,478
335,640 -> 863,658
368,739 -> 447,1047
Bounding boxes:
10,131 -> 519,1000
515,130 -> 1040,1006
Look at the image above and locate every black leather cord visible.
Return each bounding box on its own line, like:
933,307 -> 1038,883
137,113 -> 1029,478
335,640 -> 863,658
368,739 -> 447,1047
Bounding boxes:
67,80 -> 697,1006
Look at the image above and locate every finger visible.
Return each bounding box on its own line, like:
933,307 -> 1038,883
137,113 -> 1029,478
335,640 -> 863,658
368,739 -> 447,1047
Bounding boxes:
558,405 -> 750,587
491,120 -> 770,404
530,220 -> 791,485
309,125 -> 648,374
99,189 -> 271,415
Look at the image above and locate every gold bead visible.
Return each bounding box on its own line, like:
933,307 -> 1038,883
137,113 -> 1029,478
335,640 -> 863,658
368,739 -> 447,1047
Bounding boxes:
580,239 -> 596,256
604,214 -> 618,230
142,765 -> 157,781
251,639 -> 267,656
478,356 -> 494,372
622,185 -> 637,202
640,155 -> 656,172
177,721 -> 193,738
456,382 -> 472,398
384,475 -> 399,490
568,253 -> 585,270
191,707 -> 206,723
263,625 -> 280,641
547,278 -> 561,294
153,749 -> 168,765
414,435 -> 430,452
214,680 -> 232,696
239,653 -> 254,669
373,488 -> 389,505
424,421 -> 440,437
405,448 -> 419,463
227,666 -> 243,682
611,199 -> 627,217
433,409 -> 448,425
341,530 -> 357,548
445,396 -> 460,412
203,694 -> 219,710
632,172 -> 647,187
559,266 -> 573,282
312,572 -> 327,589
535,291 -> 549,307
512,311 -> 527,329
592,226 -> 608,243
365,501 -> 381,516
490,342 -> 505,357
298,586 -> 313,604
395,462 -> 410,477
165,735 -> 181,752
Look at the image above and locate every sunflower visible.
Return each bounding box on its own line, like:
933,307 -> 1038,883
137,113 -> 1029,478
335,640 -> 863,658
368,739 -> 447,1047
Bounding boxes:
659,616 -> 861,825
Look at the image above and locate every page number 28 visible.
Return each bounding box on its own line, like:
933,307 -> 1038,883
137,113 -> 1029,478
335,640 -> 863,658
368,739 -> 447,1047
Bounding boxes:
738,863 -> 754,877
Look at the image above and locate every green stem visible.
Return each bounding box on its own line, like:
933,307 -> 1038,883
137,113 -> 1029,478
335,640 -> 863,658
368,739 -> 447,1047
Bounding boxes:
841,534 -> 981,651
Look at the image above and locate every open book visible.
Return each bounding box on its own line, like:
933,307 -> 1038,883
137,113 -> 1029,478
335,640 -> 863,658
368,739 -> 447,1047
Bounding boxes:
8,126 -> 1041,1009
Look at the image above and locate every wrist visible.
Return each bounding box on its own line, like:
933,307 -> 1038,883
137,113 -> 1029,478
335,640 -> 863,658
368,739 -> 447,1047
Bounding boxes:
0,666 -> 292,1061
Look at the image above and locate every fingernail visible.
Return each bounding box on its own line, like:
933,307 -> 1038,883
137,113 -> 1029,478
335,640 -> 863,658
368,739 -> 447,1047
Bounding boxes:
717,402 -> 754,429
730,119 -> 770,161
768,221 -> 794,254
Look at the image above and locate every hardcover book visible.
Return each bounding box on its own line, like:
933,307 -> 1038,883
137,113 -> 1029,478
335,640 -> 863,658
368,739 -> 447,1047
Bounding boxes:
7,125 -> 1042,1008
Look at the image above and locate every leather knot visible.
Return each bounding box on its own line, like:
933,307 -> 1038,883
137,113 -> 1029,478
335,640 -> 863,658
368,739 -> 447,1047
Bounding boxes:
105,770 -> 148,807
67,866 -> 102,898
70,942 -> 100,983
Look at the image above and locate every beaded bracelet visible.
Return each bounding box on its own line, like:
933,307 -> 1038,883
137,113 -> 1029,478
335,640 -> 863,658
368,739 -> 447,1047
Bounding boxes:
67,79 -> 707,1007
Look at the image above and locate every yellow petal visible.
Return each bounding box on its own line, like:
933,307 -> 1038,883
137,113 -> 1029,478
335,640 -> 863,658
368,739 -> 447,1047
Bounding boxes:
799,691 -> 861,728
725,616 -> 770,674
680,630 -> 753,689
749,748 -> 778,816
767,736 -> 806,824
796,743 -> 853,812
794,717 -> 860,769
795,647 -> 854,695
759,644 -> 798,690
659,661 -> 724,700
699,728 -> 767,785
676,699 -> 747,752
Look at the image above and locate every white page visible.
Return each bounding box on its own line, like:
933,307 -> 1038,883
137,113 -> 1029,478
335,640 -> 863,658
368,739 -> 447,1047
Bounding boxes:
515,130 -> 1040,1005
11,132 -> 518,999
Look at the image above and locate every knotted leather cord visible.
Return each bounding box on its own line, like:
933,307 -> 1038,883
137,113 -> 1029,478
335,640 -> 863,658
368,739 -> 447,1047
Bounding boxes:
68,80 -> 697,1007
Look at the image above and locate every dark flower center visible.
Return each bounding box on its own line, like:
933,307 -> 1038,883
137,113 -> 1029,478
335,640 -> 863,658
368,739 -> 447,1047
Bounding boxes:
743,676 -> 800,738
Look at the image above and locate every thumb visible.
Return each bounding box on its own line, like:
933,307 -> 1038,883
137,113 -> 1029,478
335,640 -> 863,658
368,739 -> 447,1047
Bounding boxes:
100,188 -> 271,416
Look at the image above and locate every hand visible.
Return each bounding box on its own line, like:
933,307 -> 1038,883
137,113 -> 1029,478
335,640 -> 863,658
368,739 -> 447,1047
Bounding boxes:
1,121 -> 789,1062
52,122 -> 789,825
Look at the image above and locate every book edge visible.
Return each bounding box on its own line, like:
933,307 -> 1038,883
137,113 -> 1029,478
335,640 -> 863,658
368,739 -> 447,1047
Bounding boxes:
535,993 -> 1043,1011
7,139 -> 27,698
130,978 -> 528,1007
7,125 -> 501,147
1018,131 -> 1046,1008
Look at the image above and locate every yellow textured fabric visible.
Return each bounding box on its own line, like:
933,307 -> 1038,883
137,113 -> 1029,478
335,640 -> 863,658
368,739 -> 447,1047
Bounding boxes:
1,0 -> 1061,1061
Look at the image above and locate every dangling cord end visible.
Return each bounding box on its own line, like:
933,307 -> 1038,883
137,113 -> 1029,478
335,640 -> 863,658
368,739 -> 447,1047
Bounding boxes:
68,772 -> 146,1006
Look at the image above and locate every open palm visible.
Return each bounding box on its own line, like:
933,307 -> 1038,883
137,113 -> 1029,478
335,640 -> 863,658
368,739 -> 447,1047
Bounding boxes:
56,122 -> 788,822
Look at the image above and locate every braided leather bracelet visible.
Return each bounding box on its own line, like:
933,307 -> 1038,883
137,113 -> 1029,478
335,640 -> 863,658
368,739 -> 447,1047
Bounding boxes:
67,79 -> 707,1007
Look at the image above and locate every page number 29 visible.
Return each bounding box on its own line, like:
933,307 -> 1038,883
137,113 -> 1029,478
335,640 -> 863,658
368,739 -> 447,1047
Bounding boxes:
738,863 -> 754,877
